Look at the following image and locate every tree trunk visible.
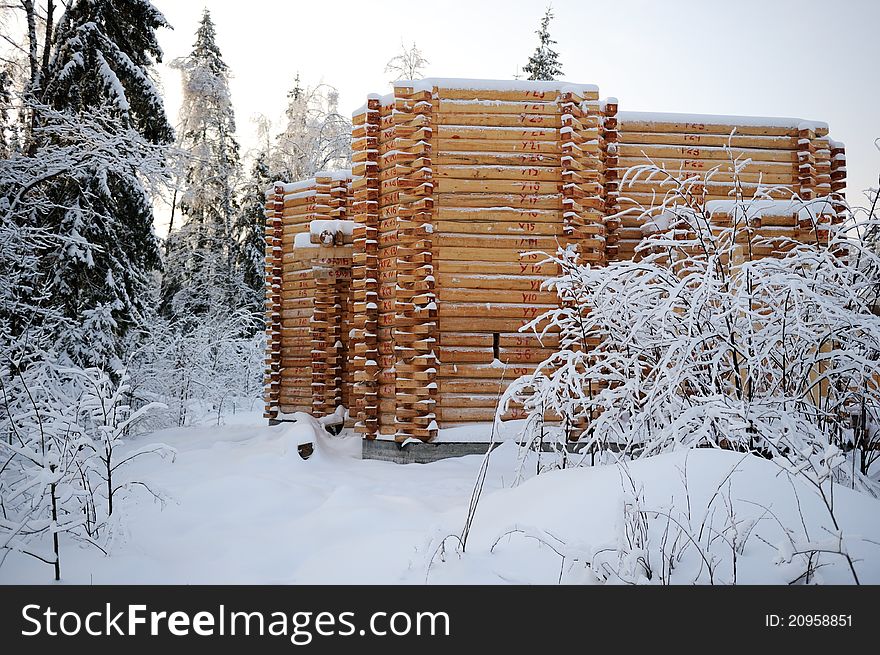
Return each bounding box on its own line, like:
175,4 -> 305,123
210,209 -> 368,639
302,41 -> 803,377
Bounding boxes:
50,480 -> 60,581
41,1 -> 55,86
106,456 -> 113,516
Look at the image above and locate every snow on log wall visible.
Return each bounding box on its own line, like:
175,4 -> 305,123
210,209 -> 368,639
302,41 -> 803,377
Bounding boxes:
268,77 -> 845,441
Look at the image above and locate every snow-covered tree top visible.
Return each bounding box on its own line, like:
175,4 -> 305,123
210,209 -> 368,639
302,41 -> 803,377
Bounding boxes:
619,110 -> 828,131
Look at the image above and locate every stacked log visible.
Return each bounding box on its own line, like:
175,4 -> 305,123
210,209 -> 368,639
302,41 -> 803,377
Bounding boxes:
263,183 -> 284,420
309,176 -> 353,416
408,79 -> 604,428
276,171 -> 352,416
350,97 -> 381,436
614,112 -> 830,261
267,77 -> 845,439
389,83 -> 438,441
830,141 -> 847,222
704,198 -> 837,259
600,98 -> 620,259
376,93 -> 402,436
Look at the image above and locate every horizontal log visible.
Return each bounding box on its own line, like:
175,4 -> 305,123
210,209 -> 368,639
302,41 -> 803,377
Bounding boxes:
435,152 -> 561,167
435,192 -> 562,209
435,260 -> 561,276
436,112 -> 562,128
437,287 -> 559,304
439,301 -> 554,319
435,164 -> 562,181
437,406 -> 529,422
619,118 -> 813,137
620,131 -> 799,149
439,393 -> 506,408
612,167 -> 796,186
437,87 -> 598,102
434,220 -> 562,236
438,379 -> 514,394
436,273 -> 551,293
439,316 -> 542,332
438,138 -> 560,154
439,331 -> 561,348
434,234 -> 562,250
617,181 -> 797,198
437,125 -> 561,141
435,246 -> 560,263
616,156 -> 796,174
435,207 -> 563,223
617,143 -> 798,163
434,178 -> 563,194
436,99 -> 559,114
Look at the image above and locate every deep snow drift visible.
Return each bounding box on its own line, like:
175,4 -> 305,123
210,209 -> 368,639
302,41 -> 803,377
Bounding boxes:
2,414 -> 878,584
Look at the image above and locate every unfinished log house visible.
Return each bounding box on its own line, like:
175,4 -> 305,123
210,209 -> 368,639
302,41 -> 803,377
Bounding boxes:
263,78 -> 846,445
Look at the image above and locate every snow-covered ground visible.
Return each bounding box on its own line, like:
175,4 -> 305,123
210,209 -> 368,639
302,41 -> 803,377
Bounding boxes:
2,414 -> 878,585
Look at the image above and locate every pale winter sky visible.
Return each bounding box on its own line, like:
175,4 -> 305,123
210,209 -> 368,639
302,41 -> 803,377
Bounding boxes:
151,0 -> 879,234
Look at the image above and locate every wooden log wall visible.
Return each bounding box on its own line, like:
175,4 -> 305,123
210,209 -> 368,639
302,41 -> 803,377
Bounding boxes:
270,172 -> 353,417
425,82 -> 606,427
345,80 -> 614,436
613,112 -> 833,261
263,183 -> 284,419
350,96 -> 381,436
268,78 -> 844,438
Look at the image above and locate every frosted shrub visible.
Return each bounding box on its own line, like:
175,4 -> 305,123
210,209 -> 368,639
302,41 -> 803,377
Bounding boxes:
501,166 -> 880,487
126,310 -> 264,428
0,361 -> 170,580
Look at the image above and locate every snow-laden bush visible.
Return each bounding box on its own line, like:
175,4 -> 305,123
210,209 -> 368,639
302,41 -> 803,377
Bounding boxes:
501,165 -> 880,489
0,360 -> 172,580
126,309 -> 264,428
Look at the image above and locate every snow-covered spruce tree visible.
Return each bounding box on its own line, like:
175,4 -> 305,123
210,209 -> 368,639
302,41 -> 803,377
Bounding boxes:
162,9 -> 243,318
234,150 -> 271,324
523,6 -> 563,81
385,41 -> 429,82
501,163 -> 880,488
35,0 -> 173,369
270,74 -> 351,182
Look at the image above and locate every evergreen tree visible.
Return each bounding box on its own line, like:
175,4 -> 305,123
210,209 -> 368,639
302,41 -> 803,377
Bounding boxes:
36,0 -> 173,368
523,7 -> 563,81
234,150 -> 271,324
162,9 -> 242,319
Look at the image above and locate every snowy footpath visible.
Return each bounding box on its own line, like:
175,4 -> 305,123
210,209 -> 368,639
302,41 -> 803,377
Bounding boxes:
3,414 -> 879,585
